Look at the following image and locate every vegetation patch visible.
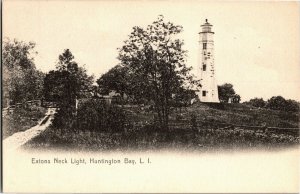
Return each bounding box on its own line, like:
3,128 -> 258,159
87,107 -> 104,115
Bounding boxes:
25,102 -> 299,151
24,124 -> 299,152
2,107 -> 47,139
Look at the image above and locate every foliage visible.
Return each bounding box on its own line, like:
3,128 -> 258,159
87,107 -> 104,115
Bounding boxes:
2,38 -> 44,106
25,103 -> 299,151
284,99 -> 300,112
118,15 -> 199,128
44,49 -> 94,129
195,127 -> 299,148
52,105 -> 76,129
26,124 -> 299,151
190,113 -> 197,129
75,99 -> 127,133
96,64 -> 129,95
245,98 -> 266,108
2,106 -> 47,139
44,49 -> 94,107
266,96 -> 299,112
244,96 -> 299,112
172,88 -> 197,107
218,83 -> 240,103
182,103 -> 299,128
231,94 -> 241,103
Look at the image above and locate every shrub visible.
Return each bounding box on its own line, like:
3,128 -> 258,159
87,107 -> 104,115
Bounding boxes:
246,98 -> 266,108
76,99 -> 126,133
285,99 -> 300,112
3,106 -> 47,138
218,83 -> 240,103
266,96 -> 299,112
51,101 -> 77,133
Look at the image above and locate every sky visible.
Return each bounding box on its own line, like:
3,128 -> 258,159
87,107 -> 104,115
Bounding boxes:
3,0 -> 300,102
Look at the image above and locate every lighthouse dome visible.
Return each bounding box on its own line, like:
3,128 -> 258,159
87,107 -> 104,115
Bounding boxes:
200,19 -> 213,33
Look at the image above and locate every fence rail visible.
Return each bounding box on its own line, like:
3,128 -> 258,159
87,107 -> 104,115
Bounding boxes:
2,100 -> 59,117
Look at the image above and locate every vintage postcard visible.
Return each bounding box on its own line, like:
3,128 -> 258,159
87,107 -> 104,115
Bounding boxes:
2,0 -> 300,193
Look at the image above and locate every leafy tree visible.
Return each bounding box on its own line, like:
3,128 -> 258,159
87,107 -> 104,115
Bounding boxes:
266,96 -> 287,111
43,70 -> 68,102
56,49 -> 75,71
44,49 -> 94,110
2,38 -> 44,106
218,83 -> 238,103
44,49 -> 94,129
172,88 -> 197,107
118,15 -> 199,128
231,94 -> 241,103
97,64 -> 129,96
266,96 -> 299,112
245,98 -> 266,108
285,99 -> 300,112
2,38 -> 36,69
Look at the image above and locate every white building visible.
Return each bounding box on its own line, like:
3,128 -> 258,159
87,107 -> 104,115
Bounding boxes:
197,19 -> 219,103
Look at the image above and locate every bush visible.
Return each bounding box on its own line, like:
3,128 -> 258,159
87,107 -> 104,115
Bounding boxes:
218,83 -> 239,103
246,98 -> 266,108
3,106 -> 47,138
266,96 -> 299,112
285,99 -> 300,112
52,104 -> 76,130
76,99 -> 126,133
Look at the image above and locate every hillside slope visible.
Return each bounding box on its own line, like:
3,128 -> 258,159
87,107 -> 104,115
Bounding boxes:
125,102 -> 299,129
174,103 -> 299,128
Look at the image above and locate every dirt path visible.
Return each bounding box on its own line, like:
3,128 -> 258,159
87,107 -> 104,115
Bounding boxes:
3,108 -> 56,150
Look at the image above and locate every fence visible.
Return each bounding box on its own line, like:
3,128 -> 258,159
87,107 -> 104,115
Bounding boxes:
2,100 -> 59,117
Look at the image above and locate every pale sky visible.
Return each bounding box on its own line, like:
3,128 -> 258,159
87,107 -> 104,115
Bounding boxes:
3,1 -> 300,102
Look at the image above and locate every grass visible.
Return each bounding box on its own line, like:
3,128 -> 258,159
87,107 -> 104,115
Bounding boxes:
24,125 -> 299,152
173,103 -> 299,128
2,106 -> 47,139
24,102 -> 299,151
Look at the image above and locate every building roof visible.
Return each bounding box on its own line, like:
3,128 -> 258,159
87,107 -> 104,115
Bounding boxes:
200,19 -> 213,27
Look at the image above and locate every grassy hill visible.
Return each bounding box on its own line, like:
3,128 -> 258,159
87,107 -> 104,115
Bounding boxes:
24,102 -> 299,152
125,102 -> 299,129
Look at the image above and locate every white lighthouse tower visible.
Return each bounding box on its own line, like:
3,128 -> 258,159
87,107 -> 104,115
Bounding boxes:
198,19 -> 219,103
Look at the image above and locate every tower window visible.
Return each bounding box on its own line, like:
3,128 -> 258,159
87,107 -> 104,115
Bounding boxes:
203,64 -> 206,71
202,91 -> 206,96
203,43 -> 207,49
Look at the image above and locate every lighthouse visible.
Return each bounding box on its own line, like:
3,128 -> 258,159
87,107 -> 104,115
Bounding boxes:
198,19 -> 219,103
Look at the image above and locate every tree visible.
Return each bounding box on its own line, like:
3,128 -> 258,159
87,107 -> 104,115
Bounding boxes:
232,94 -> 241,103
245,98 -> 266,108
44,49 -> 94,128
44,49 -> 94,107
43,70 -> 68,102
172,88 -> 197,107
2,38 -> 44,106
266,96 -> 299,112
285,99 -> 300,112
118,15 -> 199,128
266,96 -> 287,111
56,49 -> 75,71
218,83 -> 238,103
97,64 -> 129,96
